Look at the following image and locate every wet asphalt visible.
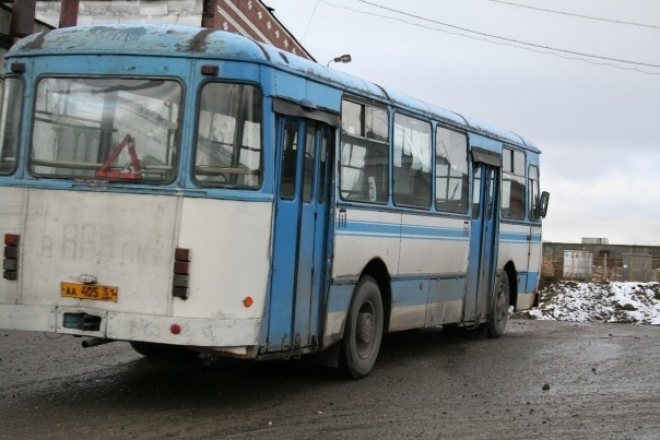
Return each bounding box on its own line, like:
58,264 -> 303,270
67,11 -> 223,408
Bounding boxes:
1,320 -> 659,439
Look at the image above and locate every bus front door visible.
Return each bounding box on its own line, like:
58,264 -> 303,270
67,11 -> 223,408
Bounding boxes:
463,163 -> 499,324
267,117 -> 333,353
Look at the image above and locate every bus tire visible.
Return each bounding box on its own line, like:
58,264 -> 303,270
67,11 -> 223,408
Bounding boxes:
339,276 -> 384,379
488,273 -> 510,338
129,341 -> 199,360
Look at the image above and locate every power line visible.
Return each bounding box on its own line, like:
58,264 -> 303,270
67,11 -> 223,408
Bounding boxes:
331,0 -> 660,74
302,0 -> 321,40
486,0 -> 660,30
355,0 -> 660,68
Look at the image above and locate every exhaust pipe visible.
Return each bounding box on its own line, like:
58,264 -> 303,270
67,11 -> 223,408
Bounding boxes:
81,338 -> 115,348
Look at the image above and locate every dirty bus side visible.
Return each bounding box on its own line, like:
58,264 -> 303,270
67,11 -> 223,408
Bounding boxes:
0,25 -> 547,379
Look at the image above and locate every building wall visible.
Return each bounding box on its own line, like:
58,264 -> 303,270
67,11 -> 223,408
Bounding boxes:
543,242 -> 660,260
542,242 -> 660,282
36,0 -> 204,27
34,0 -> 313,59
0,5 -> 53,77
0,7 -> 11,73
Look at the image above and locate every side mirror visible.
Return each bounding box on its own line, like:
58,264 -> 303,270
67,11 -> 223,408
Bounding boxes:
539,191 -> 550,218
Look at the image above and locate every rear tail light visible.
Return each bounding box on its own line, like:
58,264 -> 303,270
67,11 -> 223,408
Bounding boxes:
172,247 -> 190,300
5,234 -> 19,246
3,234 -> 19,281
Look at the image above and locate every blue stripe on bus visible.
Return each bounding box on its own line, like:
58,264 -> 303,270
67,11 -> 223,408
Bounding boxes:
327,284 -> 355,313
336,220 -> 468,241
0,180 -> 276,202
513,271 -> 541,294
340,221 -> 540,243
391,279 -> 429,307
499,232 -> 542,243
329,276 -> 468,314
337,220 -> 400,238
525,272 -> 540,293
400,224 -> 466,241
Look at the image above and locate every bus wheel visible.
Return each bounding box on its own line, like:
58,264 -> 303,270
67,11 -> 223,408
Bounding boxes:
129,342 -> 199,360
488,273 -> 510,338
340,276 -> 384,379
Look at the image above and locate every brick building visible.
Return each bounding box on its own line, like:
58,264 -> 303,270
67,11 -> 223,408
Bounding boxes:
202,0 -> 312,59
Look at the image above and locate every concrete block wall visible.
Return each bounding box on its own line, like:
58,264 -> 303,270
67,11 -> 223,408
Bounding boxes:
34,0 -> 313,60
36,0 -> 203,27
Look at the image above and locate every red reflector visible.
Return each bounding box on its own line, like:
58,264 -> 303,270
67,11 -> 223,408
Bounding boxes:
11,62 -> 26,73
170,324 -> 181,335
175,248 -> 191,262
172,287 -> 189,300
4,247 -> 17,259
243,296 -> 254,307
174,261 -> 190,274
4,234 -> 19,246
201,64 -> 219,76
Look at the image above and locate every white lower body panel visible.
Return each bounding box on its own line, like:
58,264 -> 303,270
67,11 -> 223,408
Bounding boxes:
516,292 -> 536,310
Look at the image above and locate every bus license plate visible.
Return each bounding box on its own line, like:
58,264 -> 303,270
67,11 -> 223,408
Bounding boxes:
61,282 -> 118,302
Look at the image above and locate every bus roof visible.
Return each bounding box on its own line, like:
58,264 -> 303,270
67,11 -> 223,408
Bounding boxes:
8,24 -> 539,153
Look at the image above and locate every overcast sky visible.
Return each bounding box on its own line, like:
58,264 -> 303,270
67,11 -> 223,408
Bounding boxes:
266,0 -> 660,245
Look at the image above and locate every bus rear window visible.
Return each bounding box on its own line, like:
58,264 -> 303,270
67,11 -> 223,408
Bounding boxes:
194,83 -> 262,188
0,78 -> 24,175
30,77 -> 182,182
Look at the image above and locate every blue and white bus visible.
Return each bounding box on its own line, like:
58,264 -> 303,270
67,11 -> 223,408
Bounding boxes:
0,25 -> 548,378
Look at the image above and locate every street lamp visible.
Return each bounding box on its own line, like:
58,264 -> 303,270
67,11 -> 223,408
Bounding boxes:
327,54 -> 352,67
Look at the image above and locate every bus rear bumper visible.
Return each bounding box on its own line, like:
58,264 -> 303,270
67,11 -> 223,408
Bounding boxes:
0,305 -> 260,348
0,304 -> 57,332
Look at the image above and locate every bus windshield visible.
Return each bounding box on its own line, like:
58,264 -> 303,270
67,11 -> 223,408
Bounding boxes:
30,77 -> 182,182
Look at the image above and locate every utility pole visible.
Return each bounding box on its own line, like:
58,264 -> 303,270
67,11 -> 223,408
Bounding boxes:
59,0 -> 80,28
202,0 -> 215,28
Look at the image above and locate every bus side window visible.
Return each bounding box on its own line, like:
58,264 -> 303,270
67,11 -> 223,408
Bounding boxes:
472,166 -> 482,219
529,165 -> 540,220
435,126 -> 469,214
340,99 -> 389,204
393,113 -> 431,209
280,120 -> 298,199
302,125 -> 317,202
318,127 -> 333,203
0,78 -> 23,175
502,147 -> 526,219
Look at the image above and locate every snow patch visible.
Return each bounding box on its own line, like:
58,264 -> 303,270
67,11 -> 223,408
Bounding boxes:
520,282 -> 660,325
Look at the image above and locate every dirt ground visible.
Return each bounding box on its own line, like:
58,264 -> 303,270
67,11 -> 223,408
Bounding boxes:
1,320 -> 659,439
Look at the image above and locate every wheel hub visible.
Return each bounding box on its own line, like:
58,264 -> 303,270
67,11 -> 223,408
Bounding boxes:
496,287 -> 508,321
357,312 -> 375,344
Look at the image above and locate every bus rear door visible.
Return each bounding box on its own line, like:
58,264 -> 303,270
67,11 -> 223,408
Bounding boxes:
463,147 -> 501,324
267,112 -> 334,353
